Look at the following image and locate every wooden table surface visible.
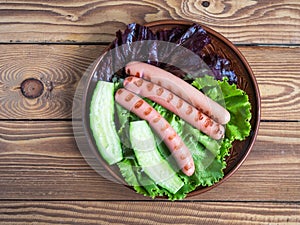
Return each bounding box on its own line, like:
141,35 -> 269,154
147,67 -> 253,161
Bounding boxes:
0,1 -> 299,224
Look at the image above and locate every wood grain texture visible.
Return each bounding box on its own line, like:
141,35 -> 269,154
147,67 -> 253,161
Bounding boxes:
0,44 -> 106,119
0,121 -> 299,201
0,201 -> 299,225
1,1 -> 299,224
0,45 -> 299,120
0,120 -> 143,200
0,0 -> 300,44
202,121 -> 300,201
240,46 -> 300,121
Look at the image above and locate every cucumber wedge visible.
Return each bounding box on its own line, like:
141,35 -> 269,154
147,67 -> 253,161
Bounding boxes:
129,120 -> 183,194
90,81 -> 122,165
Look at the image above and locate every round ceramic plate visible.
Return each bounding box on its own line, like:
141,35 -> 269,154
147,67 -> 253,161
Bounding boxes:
73,20 -> 261,198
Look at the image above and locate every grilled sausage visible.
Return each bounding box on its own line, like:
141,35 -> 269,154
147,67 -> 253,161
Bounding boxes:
125,61 -> 230,124
115,88 -> 195,176
123,76 -> 225,140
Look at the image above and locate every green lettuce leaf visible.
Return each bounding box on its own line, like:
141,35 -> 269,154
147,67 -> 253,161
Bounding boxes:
117,158 -> 166,198
192,76 -> 252,141
221,81 -> 252,140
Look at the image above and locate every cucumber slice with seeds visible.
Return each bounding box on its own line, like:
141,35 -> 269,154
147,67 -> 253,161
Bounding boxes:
90,81 -> 122,165
129,120 -> 183,194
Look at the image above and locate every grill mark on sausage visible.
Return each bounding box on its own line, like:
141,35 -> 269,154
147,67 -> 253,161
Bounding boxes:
116,89 -> 123,95
215,126 -> 222,134
195,111 -> 204,122
214,126 -> 220,134
134,99 -> 144,109
174,142 -> 183,151
176,99 -> 183,109
197,106 -> 204,114
152,115 -> 161,123
198,111 -> 204,120
214,125 -> 224,138
167,93 -> 173,103
180,154 -> 187,160
168,132 -> 176,141
205,110 -> 211,117
156,87 -> 164,96
186,105 -> 193,115
184,162 -> 193,171
144,107 -> 152,116
134,79 -> 143,87
161,123 -> 170,132
126,77 -> 133,82
135,72 -> 140,77
146,83 -> 154,91
125,93 -> 134,102
204,118 -> 211,128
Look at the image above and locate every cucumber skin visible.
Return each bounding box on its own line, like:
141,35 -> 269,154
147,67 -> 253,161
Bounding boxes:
90,81 -> 122,165
129,120 -> 184,194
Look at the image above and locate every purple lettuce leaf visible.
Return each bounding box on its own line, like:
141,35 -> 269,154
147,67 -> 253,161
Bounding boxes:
98,23 -> 237,84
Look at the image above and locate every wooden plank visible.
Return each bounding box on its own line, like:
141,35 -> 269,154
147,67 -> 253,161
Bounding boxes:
199,121 -> 300,201
239,46 -> 300,121
0,120 -> 143,200
0,45 -> 299,120
0,201 -> 299,225
0,44 -> 106,119
0,121 -> 299,201
0,0 -> 300,44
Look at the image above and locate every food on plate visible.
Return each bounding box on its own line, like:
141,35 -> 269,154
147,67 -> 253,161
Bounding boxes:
123,76 -> 225,140
129,120 -> 184,193
125,61 -> 231,124
89,81 -> 122,165
115,88 -> 195,176
89,23 -> 252,200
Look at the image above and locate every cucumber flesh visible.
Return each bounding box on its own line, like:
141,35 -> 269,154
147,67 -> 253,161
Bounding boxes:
129,120 -> 184,194
90,81 -> 122,165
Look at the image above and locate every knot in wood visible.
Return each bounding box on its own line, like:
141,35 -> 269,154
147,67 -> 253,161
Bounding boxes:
21,78 -> 44,99
201,1 -> 210,7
